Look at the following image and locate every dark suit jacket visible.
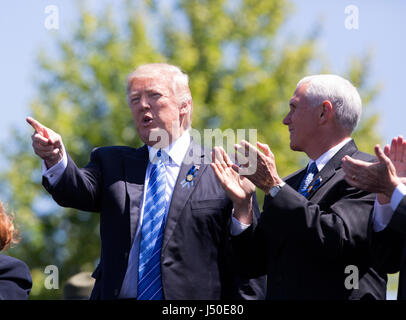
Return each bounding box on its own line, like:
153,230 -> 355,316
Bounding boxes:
43,140 -> 266,300
232,140 -> 387,299
379,196 -> 406,299
0,254 -> 32,300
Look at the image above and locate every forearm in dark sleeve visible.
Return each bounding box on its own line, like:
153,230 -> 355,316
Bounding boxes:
43,152 -> 102,212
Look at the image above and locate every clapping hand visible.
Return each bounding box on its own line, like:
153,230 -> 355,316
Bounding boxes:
342,136 -> 406,199
211,146 -> 255,224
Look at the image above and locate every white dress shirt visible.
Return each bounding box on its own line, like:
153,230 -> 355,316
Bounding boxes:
230,138 -> 353,235
372,183 -> 406,232
42,131 -> 191,298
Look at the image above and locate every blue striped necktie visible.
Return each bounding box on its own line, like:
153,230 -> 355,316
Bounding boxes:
298,162 -> 319,198
137,149 -> 167,300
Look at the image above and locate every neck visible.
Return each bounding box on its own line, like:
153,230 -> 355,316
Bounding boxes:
306,135 -> 351,160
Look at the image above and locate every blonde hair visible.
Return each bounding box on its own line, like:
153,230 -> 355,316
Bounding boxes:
126,63 -> 193,129
0,202 -> 20,251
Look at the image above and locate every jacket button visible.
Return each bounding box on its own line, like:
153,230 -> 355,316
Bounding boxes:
162,260 -> 172,266
114,289 -> 119,296
124,251 -> 129,258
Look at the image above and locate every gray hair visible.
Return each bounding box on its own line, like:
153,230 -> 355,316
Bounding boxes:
126,63 -> 193,128
297,74 -> 362,132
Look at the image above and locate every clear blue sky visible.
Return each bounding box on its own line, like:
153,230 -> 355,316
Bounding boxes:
1,0 -> 405,172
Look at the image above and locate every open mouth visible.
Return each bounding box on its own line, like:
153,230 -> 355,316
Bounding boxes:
142,115 -> 153,126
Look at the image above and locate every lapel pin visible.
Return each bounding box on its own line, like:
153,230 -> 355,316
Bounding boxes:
181,165 -> 200,188
307,177 -> 322,193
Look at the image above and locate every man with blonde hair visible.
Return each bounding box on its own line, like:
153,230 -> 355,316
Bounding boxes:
28,63 -> 265,300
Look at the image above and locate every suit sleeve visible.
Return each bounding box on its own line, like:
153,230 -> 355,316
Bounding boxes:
225,192 -> 266,299
43,150 -> 102,212
371,197 -> 406,274
230,193 -> 268,279
232,179 -> 375,279
262,183 -> 375,260
387,197 -> 406,235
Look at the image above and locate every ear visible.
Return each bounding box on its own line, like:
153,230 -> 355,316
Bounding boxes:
179,100 -> 190,116
319,100 -> 333,124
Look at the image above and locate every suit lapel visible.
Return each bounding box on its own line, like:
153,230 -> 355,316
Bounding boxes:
162,140 -> 208,252
307,140 -> 358,201
285,167 -> 307,190
124,145 -> 149,245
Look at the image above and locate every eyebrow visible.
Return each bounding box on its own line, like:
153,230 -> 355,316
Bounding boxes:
129,88 -> 162,96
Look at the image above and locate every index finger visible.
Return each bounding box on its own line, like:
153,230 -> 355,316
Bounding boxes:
219,146 -> 233,166
395,135 -> 404,162
26,117 -> 49,138
390,137 -> 398,161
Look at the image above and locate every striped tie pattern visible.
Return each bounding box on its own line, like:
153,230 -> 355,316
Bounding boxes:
298,162 -> 319,198
137,150 -> 167,300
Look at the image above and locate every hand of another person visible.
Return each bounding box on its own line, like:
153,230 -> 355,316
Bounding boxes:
342,144 -> 402,198
387,136 -> 406,177
26,117 -> 64,169
376,136 -> 406,203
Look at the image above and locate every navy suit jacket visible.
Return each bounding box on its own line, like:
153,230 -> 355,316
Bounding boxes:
43,140 -> 266,300
232,140 -> 388,299
377,196 -> 406,299
0,254 -> 32,300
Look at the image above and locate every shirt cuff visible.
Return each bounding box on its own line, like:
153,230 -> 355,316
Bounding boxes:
42,148 -> 68,186
230,209 -> 251,236
372,196 -> 395,232
390,183 -> 406,212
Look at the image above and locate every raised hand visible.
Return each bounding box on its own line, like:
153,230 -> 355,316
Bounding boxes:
342,144 -> 402,198
26,117 -> 64,169
387,136 -> 406,177
210,146 -> 255,224
233,140 -> 283,192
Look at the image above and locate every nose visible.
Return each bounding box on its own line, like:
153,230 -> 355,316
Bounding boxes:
139,95 -> 150,109
283,112 -> 291,125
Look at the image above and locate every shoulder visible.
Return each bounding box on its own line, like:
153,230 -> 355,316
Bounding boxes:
91,145 -> 139,156
0,254 -> 32,300
351,150 -> 376,163
0,254 -> 32,281
87,145 -> 147,162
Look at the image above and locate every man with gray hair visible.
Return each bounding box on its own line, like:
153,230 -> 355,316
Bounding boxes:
211,74 -> 387,299
27,63 -> 266,300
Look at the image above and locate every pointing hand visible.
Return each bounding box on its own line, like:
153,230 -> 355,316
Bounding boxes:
26,117 -> 64,169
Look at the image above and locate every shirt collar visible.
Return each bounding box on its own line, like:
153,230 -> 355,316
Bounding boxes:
147,130 -> 191,166
308,137 -> 352,172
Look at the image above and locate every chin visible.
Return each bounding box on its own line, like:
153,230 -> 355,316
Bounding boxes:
148,128 -> 173,148
139,134 -> 150,146
289,141 -> 302,152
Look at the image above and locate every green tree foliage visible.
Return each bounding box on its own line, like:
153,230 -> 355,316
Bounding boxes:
0,0 -> 381,299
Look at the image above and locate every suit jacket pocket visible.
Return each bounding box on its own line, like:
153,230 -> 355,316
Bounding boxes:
191,198 -> 229,211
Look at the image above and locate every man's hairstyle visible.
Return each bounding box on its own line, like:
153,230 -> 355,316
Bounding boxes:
0,202 -> 19,251
126,63 -> 193,129
297,74 -> 362,133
